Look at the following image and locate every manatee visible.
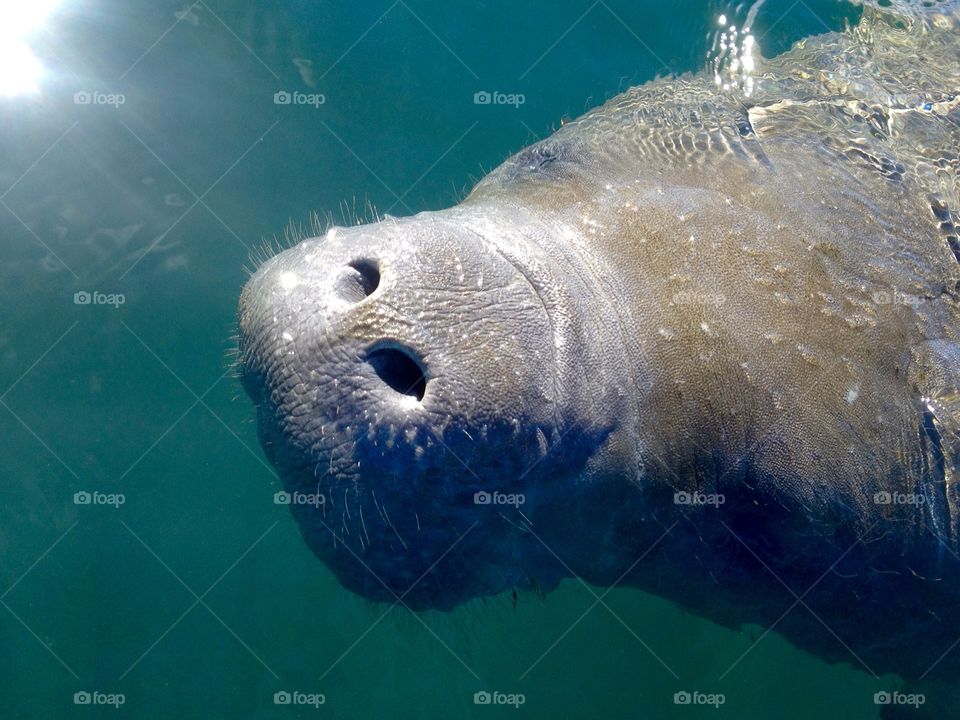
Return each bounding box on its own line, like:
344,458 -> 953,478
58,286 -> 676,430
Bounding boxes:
239,1 -> 960,714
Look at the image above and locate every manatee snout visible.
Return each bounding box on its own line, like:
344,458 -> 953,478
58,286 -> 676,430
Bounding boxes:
237,209 -> 605,609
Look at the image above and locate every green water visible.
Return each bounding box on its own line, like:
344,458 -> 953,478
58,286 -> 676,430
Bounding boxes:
0,0 -> 904,717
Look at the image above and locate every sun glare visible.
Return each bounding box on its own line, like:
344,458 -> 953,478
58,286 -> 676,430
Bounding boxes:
0,0 -> 62,96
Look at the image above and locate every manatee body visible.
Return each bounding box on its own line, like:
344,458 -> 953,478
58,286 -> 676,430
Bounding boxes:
239,1 -> 960,710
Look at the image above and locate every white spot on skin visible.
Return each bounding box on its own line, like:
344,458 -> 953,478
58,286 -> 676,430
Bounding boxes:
845,385 -> 860,405
398,395 -> 421,410
282,331 -> 294,342
718,14 -> 727,25
279,271 -> 301,291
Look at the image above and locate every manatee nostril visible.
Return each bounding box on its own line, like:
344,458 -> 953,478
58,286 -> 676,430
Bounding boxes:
334,258 -> 380,303
365,346 -> 428,401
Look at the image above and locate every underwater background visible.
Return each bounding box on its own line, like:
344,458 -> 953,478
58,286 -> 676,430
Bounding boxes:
0,0 -> 903,717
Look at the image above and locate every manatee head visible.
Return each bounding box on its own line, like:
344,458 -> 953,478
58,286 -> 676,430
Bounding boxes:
238,204 -> 636,610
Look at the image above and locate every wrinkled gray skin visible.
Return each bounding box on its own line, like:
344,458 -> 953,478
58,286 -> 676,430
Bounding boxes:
240,2 -> 960,714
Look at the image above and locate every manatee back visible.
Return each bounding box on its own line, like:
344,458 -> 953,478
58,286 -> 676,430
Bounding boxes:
469,0 -> 960,452
467,0 -> 960,681
475,0 -> 960,282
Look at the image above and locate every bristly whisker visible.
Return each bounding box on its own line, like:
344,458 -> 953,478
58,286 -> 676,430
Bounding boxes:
245,200 -> 389,276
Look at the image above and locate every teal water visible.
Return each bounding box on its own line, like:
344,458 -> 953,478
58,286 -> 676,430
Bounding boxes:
0,1 -> 904,717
